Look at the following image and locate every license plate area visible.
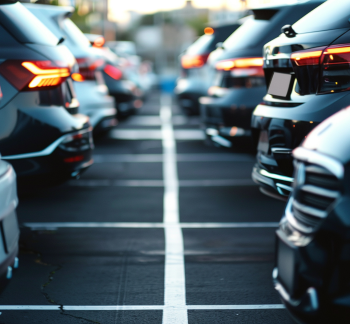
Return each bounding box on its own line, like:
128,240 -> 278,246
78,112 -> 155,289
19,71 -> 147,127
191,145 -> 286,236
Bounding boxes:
268,72 -> 294,99
276,231 -> 298,296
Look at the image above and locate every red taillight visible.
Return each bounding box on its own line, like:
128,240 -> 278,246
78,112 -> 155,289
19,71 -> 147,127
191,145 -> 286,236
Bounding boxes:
93,36 -> 105,48
76,57 -> 105,81
0,60 -> 70,91
64,155 -> 85,163
320,44 -> 350,94
290,47 -> 325,67
291,44 -> 350,94
104,64 -> 123,80
71,73 -> 85,82
215,57 -> 264,76
181,53 -> 209,69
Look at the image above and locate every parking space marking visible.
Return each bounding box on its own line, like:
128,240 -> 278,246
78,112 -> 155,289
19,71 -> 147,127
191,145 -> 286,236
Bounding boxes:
0,305 -> 284,311
93,153 -> 254,163
109,129 -> 205,140
119,115 -> 190,126
23,222 -> 279,229
161,94 -> 188,323
68,179 -> 255,187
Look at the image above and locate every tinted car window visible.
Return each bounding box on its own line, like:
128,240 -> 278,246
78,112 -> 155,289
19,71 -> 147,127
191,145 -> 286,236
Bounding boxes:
0,2 -> 58,46
62,19 -> 91,49
0,25 -> 18,46
186,35 -> 214,55
223,16 -> 271,50
293,0 -> 350,34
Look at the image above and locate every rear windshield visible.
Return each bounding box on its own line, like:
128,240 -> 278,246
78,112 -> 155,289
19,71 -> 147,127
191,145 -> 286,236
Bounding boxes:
293,0 -> 350,34
62,18 -> 91,49
223,16 -> 271,50
0,2 -> 58,46
186,35 -> 214,55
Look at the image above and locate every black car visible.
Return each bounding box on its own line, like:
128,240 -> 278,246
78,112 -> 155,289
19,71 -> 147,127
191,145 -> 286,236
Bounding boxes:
274,107 -> 350,323
200,1 -> 324,149
0,2 -> 93,187
175,23 -> 239,115
251,0 -> 350,201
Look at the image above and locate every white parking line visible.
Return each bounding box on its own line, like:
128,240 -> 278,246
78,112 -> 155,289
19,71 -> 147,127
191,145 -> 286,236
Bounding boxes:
68,179 -> 255,187
93,153 -> 254,163
0,304 -> 285,311
120,115 -> 190,126
23,222 -> 279,230
161,94 -> 188,323
109,129 -> 205,140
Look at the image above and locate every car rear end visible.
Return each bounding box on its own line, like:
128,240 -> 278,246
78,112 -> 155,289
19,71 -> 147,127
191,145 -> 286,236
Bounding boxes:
0,2 -> 93,186
175,24 -> 239,115
200,1 -> 324,149
274,107 -> 350,323
251,0 -> 350,200
25,3 -> 117,133
91,44 -> 138,118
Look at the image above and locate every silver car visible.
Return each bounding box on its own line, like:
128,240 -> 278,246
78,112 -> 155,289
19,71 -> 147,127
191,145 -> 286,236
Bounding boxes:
25,3 -> 117,133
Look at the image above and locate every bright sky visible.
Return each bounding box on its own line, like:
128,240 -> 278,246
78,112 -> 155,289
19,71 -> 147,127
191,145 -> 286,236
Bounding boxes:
108,0 -> 297,24
108,0 -> 245,23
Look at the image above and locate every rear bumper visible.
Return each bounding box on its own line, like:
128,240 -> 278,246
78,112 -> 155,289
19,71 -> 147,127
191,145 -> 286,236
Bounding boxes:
74,81 -> 116,126
3,126 -> 94,184
200,88 -> 264,146
175,78 -> 208,114
88,107 -> 117,130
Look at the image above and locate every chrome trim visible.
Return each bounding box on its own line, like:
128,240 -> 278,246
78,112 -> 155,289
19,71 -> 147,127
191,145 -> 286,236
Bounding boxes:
2,127 -> 92,160
293,147 -> 344,179
305,165 -> 334,176
6,266 -> 12,279
211,135 -> 232,148
206,128 -> 219,136
275,280 -> 319,311
14,257 -> 19,269
285,198 -> 314,234
292,199 -> 327,219
276,183 -> 293,192
308,287 -> 319,311
276,183 -> 293,196
271,148 -> 292,154
260,169 -> 294,182
301,184 -> 340,200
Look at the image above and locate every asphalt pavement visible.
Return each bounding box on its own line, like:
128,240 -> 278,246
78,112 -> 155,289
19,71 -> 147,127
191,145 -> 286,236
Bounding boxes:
0,91 -> 294,323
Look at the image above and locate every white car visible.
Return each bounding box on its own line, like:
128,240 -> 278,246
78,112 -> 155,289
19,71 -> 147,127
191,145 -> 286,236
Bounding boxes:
0,85 -> 19,284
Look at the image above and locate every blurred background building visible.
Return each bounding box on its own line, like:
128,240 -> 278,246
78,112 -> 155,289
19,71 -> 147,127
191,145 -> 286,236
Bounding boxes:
37,0 -> 304,75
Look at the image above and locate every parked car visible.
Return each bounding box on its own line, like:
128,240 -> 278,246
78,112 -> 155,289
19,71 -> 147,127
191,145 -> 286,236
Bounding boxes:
274,107 -> 350,323
251,0 -> 350,201
0,85 -> 19,286
0,2 -> 93,187
25,3 -> 118,133
175,23 -> 239,115
85,34 -> 141,117
200,1 -> 324,149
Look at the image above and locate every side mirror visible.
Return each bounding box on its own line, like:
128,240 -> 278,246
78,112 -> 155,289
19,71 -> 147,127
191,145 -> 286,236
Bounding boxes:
216,42 -> 225,50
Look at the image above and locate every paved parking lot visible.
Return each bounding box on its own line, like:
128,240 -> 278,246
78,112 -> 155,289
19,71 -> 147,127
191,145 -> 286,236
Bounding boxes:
0,91 -> 294,323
